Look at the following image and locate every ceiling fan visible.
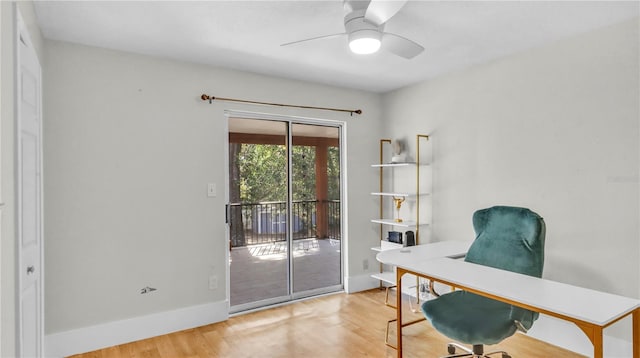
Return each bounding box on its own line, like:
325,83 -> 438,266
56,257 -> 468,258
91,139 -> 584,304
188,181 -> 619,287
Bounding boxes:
281,0 -> 424,59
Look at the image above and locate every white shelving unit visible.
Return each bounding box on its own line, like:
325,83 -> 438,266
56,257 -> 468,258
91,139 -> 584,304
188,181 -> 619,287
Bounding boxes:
371,136 -> 430,289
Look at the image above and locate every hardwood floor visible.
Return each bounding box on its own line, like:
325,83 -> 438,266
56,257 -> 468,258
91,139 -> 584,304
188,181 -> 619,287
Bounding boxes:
70,289 -> 584,358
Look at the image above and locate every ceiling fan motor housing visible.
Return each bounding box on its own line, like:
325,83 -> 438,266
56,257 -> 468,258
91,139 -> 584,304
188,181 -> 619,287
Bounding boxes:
344,8 -> 384,47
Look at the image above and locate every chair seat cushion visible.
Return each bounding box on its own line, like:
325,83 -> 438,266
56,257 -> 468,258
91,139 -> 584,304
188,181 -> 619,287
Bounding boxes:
421,290 -> 535,345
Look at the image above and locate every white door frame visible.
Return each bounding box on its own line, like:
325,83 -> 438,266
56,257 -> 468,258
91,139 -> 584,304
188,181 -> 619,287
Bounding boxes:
15,7 -> 44,357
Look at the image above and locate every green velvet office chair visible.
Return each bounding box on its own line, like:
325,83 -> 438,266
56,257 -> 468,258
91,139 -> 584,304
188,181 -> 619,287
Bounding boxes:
421,206 -> 545,358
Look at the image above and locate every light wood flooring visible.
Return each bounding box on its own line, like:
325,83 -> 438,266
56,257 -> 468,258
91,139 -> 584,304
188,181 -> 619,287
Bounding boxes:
70,289 -> 584,358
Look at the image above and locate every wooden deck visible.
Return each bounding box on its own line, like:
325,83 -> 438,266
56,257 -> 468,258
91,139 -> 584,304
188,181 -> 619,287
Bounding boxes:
230,238 -> 342,307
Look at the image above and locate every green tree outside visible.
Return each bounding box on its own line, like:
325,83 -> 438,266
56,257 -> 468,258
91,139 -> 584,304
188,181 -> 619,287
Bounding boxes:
237,144 -> 339,203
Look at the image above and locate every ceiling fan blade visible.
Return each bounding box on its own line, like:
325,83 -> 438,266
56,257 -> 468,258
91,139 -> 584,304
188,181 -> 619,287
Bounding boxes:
281,33 -> 346,47
364,0 -> 407,26
382,32 -> 424,59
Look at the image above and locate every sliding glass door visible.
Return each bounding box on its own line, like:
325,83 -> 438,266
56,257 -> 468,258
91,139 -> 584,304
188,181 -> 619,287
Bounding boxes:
228,116 -> 343,312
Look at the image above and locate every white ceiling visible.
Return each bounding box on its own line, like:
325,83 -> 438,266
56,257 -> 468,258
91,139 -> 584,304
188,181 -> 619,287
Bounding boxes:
34,1 -> 639,93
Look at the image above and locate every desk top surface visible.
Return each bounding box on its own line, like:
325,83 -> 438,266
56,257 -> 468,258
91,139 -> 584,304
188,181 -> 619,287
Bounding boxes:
379,243 -> 640,326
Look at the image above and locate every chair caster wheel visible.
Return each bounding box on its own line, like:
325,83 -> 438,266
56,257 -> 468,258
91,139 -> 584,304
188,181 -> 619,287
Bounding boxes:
447,344 -> 456,354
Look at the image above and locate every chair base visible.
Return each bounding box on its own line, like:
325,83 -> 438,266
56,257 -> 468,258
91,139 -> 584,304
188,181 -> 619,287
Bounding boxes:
440,343 -> 512,358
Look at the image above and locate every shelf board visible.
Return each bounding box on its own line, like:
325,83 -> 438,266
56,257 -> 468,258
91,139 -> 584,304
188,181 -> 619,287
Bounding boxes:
371,272 -> 396,285
371,219 -> 418,227
370,273 -> 422,297
381,240 -> 404,250
371,162 -> 430,168
371,192 -> 430,197
371,192 -> 411,197
371,162 -> 415,168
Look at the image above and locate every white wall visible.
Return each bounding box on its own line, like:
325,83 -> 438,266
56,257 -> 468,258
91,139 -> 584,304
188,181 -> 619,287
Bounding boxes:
382,18 -> 639,353
1,2 -> 44,356
43,39 -> 383,353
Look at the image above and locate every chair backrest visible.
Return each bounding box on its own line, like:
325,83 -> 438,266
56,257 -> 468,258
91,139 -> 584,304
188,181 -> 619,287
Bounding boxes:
464,206 -> 545,278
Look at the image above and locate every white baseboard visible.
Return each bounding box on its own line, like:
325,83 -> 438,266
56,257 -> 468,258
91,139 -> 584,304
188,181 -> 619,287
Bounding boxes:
344,273 -> 379,293
528,314 -> 633,358
44,300 -> 228,358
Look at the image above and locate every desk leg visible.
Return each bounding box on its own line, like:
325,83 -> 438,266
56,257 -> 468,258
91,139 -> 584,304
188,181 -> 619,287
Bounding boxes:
396,268 -> 406,358
593,327 -> 603,358
577,323 -> 603,358
633,308 -> 639,358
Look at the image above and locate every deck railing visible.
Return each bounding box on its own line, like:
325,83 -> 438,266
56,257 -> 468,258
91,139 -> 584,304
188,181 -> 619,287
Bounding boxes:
229,200 -> 340,248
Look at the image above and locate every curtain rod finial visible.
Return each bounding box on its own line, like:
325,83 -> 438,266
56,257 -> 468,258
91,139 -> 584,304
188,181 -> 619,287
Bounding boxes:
201,94 -> 215,103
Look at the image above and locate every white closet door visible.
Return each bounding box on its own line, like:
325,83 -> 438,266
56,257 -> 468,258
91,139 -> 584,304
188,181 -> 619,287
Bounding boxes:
16,8 -> 44,357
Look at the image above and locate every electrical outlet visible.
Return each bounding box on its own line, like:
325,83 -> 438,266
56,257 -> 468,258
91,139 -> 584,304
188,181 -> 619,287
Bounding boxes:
362,259 -> 369,270
209,275 -> 218,290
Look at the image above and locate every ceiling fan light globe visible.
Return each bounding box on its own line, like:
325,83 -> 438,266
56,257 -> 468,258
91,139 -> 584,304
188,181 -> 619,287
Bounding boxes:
349,37 -> 381,54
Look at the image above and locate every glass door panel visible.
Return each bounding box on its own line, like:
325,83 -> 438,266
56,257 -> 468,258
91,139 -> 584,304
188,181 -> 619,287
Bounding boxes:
291,124 -> 342,295
228,118 -> 289,309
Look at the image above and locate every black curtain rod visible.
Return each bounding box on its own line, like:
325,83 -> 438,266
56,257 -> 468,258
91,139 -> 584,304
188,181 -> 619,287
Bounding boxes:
200,94 -> 362,116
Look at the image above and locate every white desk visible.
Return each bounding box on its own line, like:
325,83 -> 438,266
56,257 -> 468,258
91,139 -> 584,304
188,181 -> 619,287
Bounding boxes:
377,246 -> 640,358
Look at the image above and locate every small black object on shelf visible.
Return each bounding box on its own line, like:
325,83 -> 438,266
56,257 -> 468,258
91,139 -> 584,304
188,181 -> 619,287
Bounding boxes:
405,231 -> 415,247
388,231 -> 403,244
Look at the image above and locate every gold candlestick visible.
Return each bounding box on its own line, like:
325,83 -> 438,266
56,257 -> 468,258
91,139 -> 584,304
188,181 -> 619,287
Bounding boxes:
393,196 -> 406,222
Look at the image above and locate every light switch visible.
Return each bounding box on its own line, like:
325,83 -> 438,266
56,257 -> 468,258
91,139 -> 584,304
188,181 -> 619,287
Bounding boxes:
207,183 -> 216,197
